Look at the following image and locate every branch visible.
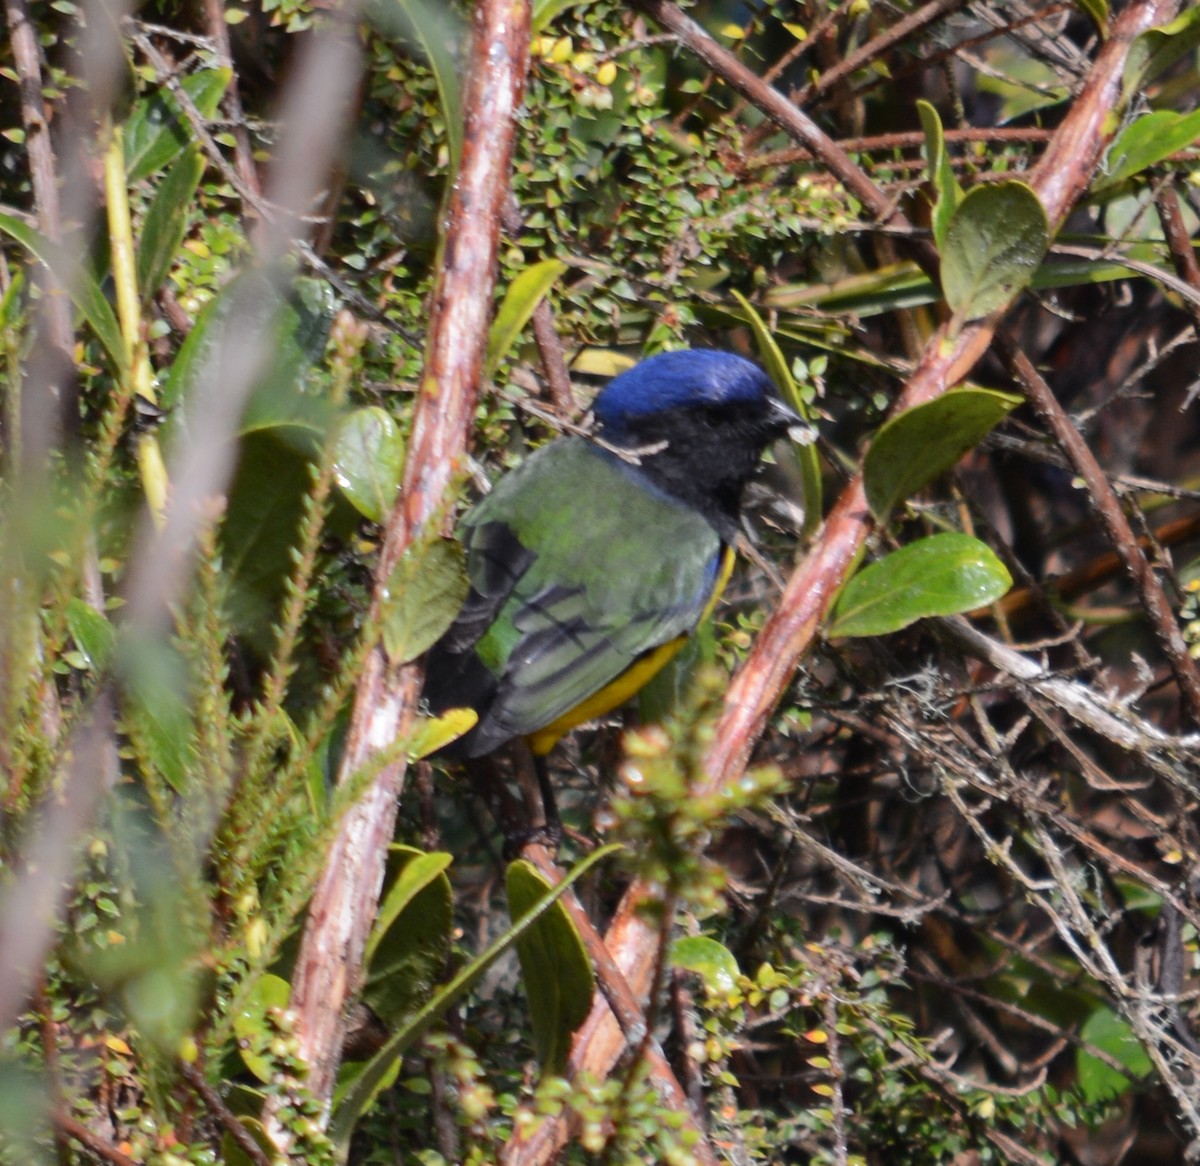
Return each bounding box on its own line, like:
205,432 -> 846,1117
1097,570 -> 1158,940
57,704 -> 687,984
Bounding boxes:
704,0 -> 1180,788
995,331 -> 1200,725
284,0 -> 532,1108
518,1 -> 1182,1151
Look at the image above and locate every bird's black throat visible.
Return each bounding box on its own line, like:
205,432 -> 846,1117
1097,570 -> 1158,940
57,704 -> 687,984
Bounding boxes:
598,400 -> 789,540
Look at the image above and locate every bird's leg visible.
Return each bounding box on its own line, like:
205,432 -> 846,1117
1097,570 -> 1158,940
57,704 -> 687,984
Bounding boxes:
532,752 -> 563,849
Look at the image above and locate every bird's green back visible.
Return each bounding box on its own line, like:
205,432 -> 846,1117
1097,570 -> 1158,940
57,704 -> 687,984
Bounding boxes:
461,437 -> 723,742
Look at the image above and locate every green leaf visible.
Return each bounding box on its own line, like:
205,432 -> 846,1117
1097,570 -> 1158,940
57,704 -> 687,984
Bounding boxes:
828,533 -> 1012,638
408,708 -> 478,760
729,290 -> 821,537
333,406 -> 405,523
671,936 -> 739,996
330,842 -> 621,1150
137,146 -> 206,299
367,0 -> 464,176
363,848 -> 453,1027
117,634 -> 195,793
124,68 -> 231,183
381,536 -> 469,665
916,100 -> 963,250
485,258 -> 567,378
220,1117 -> 278,1166
864,388 -> 1021,521
506,860 -> 595,1074
1076,1006 -> 1153,1103
161,272 -> 334,428
941,182 -> 1049,323
0,212 -> 127,378
233,974 -> 292,1083
65,599 -> 116,672
532,0 -> 581,32
1121,8 -> 1200,115
1095,108 -> 1200,191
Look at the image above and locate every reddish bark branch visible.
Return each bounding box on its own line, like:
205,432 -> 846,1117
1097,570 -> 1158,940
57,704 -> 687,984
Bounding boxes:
517,3 -> 1181,1152
1155,183 -> 1200,339
286,0 -> 532,1107
705,0 -> 1180,788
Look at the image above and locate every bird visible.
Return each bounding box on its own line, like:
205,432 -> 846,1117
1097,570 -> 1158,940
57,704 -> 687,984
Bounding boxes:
421,348 -> 801,835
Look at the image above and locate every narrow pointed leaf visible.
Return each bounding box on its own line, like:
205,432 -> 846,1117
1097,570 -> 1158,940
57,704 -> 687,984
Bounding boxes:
1094,108 -> 1200,191
137,147 -> 206,300
367,0 -> 464,175
916,100 -> 963,249
485,258 -> 567,378
408,708 -> 478,759
330,843 -> 621,1149
363,848 -> 454,1026
125,69 -> 231,183
730,289 -> 822,536
1121,9 -> 1200,114
0,213 -> 127,377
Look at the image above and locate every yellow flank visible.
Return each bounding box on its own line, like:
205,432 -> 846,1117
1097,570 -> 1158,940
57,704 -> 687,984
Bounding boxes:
526,545 -> 737,756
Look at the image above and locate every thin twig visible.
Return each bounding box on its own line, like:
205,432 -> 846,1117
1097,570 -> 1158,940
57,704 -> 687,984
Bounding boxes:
181,1060 -> 274,1166
53,1113 -> 138,1166
996,332 -> 1200,725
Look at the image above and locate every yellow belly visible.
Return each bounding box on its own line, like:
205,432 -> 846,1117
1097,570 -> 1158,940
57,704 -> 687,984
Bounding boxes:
526,544 -> 736,756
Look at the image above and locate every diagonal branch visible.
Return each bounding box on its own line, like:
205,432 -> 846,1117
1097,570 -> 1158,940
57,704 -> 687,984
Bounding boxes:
519,2 -> 1181,1156
284,0 -> 532,1109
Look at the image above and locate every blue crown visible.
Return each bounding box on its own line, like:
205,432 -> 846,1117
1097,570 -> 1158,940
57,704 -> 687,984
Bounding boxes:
592,350 -> 774,428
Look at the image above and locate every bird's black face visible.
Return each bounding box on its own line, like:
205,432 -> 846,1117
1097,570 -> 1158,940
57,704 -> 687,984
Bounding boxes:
603,392 -> 799,539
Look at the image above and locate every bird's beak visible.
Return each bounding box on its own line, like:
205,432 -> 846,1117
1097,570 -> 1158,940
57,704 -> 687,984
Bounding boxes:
768,395 -> 816,445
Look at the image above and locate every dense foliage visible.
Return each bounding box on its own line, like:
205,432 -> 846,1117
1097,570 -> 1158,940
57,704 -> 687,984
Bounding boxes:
2,0 -> 1200,1163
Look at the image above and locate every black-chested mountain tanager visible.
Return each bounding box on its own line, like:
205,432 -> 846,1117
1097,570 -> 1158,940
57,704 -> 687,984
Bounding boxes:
422,349 -> 800,821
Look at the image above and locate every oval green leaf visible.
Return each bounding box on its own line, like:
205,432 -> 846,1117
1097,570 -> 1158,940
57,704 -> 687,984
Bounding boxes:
864,388 -> 1021,521
363,848 -> 454,1027
941,182 -> 1049,323
382,536 -> 469,665
828,532 -> 1012,638
506,859 -> 595,1074
333,406 -> 405,522
125,68 -> 231,183
1076,1006 -> 1153,1104
671,935 -> 740,997
485,258 -> 567,378
1095,108 -> 1200,192
233,973 -> 292,1083
65,598 -> 116,672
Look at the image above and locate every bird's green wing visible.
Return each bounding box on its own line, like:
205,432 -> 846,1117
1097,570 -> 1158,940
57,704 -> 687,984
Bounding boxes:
462,438 -> 723,749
